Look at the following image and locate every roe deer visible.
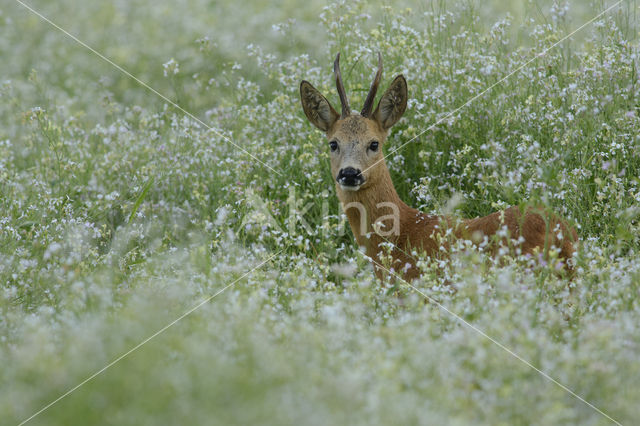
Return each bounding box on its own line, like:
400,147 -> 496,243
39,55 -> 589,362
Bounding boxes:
300,53 -> 578,281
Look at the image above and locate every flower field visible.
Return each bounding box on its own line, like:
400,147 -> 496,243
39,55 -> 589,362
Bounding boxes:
1,0 -> 639,424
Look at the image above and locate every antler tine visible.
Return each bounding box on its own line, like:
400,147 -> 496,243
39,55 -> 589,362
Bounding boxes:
334,53 -> 351,118
361,52 -> 383,117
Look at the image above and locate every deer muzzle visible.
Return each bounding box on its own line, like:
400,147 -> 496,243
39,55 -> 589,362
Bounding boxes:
337,167 -> 364,190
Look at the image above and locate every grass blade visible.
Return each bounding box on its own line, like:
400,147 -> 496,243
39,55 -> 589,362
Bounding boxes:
128,176 -> 154,224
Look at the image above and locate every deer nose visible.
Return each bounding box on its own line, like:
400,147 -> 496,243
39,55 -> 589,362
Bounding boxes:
337,167 -> 364,187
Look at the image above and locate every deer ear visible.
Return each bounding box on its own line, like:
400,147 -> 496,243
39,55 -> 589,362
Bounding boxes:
300,80 -> 340,132
373,75 -> 407,130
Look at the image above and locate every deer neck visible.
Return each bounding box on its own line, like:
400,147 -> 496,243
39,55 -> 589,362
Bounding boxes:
336,162 -> 414,248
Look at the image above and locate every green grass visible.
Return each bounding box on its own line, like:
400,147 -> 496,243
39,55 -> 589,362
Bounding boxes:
1,0 -> 640,424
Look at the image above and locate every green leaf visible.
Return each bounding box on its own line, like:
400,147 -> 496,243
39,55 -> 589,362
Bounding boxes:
128,176 -> 155,224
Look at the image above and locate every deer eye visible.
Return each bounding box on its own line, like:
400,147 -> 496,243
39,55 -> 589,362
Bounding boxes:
368,141 -> 379,152
329,140 -> 338,152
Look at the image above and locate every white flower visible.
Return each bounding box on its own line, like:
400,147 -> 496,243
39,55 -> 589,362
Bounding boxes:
163,58 -> 180,77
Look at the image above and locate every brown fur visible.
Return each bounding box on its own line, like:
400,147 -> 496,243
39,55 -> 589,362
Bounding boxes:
300,55 -> 578,281
339,164 -> 578,280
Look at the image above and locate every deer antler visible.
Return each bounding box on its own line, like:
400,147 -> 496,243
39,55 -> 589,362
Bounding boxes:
361,52 -> 383,118
334,53 -> 351,118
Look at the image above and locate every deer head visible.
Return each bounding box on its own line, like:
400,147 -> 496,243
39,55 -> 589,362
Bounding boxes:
300,53 -> 408,192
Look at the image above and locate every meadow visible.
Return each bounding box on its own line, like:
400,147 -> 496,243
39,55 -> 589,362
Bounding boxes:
1,0 -> 639,424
